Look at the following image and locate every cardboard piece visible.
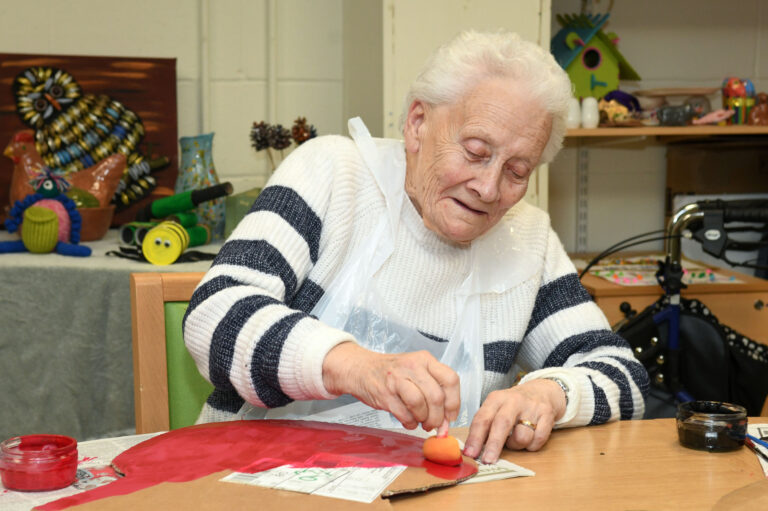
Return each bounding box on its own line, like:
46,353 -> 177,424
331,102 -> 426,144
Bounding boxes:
37,420 -> 477,510
60,471 -> 397,511
381,463 -> 476,497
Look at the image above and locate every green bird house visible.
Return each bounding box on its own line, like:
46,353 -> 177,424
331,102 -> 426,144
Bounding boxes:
551,13 -> 640,99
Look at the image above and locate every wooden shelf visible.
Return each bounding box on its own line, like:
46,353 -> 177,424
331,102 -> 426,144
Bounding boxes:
567,125 -> 768,137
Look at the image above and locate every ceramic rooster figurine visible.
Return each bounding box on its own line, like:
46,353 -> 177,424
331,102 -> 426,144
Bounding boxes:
0,167 -> 91,257
4,130 -> 126,210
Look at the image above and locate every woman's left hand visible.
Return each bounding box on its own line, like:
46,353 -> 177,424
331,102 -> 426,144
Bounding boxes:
462,378 -> 566,464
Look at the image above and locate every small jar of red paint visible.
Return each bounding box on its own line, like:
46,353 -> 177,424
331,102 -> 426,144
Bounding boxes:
0,434 -> 78,491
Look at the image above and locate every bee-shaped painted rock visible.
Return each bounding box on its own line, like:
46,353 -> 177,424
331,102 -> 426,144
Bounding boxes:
0,168 -> 91,257
13,66 -> 159,210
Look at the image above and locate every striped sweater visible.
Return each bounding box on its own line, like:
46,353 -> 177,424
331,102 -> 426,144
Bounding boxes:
183,134 -> 648,426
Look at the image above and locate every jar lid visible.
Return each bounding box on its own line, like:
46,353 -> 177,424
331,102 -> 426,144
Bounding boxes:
1,434 -> 77,460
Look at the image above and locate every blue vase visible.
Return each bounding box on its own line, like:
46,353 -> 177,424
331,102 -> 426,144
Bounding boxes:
176,133 -> 225,241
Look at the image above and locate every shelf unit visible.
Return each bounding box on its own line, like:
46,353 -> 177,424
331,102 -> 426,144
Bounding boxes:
563,124 -> 768,252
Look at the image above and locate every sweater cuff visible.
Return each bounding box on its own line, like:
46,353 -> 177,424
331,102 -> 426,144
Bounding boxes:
277,317 -> 356,401
519,368 -> 584,427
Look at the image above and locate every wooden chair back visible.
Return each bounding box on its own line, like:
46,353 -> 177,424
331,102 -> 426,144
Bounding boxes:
130,272 -> 206,434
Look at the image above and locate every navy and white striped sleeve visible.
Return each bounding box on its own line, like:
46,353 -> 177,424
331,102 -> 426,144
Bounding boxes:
517,227 -> 649,427
182,137 -> 357,414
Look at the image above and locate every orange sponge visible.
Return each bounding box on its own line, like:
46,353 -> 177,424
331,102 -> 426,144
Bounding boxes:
422,434 -> 462,466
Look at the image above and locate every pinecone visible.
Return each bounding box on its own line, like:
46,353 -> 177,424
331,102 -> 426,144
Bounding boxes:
268,124 -> 292,150
250,121 -> 271,152
291,117 -> 317,145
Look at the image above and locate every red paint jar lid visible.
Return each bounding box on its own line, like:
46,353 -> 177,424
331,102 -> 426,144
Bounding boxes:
0,434 -> 78,491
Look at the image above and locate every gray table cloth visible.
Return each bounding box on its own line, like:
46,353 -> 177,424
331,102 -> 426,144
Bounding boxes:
0,229 -> 219,441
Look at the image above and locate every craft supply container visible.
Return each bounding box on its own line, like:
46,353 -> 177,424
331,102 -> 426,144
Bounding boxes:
0,434 -> 78,491
676,401 -> 747,452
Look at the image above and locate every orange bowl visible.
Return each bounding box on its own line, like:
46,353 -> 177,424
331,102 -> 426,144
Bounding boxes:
78,205 -> 115,241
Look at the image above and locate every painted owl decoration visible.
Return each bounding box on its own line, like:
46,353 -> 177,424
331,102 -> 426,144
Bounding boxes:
13,66 -> 159,210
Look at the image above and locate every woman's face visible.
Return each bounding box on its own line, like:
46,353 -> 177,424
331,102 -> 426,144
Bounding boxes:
403,78 -> 552,245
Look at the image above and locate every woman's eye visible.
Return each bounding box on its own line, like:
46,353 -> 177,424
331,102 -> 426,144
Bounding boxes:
505,166 -> 528,180
465,148 -> 486,160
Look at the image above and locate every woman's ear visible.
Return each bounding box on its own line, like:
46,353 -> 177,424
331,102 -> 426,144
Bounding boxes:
403,100 -> 427,154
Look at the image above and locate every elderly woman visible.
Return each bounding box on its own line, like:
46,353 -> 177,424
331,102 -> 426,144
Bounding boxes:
183,30 -> 649,463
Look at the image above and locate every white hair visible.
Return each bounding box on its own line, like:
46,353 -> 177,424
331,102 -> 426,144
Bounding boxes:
400,30 -> 572,164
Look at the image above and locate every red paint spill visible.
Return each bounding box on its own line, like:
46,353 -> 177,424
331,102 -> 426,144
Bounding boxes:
39,420 -> 476,510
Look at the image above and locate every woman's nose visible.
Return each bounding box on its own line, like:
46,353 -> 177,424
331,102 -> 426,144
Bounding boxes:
469,166 -> 501,202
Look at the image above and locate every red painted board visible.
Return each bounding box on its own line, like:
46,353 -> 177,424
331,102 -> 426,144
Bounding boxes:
38,420 -> 477,510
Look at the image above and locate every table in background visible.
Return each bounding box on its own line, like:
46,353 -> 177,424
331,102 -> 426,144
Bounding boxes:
579,262 -> 768,343
0,229 -> 220,442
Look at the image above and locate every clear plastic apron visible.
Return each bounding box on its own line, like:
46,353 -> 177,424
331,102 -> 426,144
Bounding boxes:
240,117 -> 540,429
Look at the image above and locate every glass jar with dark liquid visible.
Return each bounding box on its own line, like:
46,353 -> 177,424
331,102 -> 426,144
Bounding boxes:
676,401 -> 747,452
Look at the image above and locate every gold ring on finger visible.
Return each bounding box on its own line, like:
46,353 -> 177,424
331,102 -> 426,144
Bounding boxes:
517,419 -> 537,431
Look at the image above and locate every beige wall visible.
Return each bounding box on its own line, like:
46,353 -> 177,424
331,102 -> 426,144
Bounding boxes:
550,0 -> 768,253
0,0 -> 343,193
208,0 -> 342,191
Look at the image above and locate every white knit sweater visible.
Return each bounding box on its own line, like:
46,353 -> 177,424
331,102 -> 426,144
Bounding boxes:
183,134 -> 648,427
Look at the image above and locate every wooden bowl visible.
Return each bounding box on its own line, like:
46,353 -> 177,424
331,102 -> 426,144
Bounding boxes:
77,205 -> 115,241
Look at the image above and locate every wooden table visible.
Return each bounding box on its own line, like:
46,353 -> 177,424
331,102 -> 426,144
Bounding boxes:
396,419 -> 768,511
17,419 -> 765,510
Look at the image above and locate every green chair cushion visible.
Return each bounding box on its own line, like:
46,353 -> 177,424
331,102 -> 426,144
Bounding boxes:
165,302 -> 213,430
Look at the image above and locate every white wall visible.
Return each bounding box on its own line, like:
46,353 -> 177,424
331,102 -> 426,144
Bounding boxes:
208,0 -> 342,191
0,0 -> 344,193
549,0 -> 768,254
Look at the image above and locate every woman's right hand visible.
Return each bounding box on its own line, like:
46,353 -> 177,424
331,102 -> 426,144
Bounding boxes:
322,342 -> 461,431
